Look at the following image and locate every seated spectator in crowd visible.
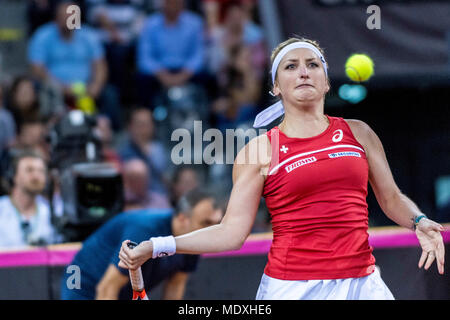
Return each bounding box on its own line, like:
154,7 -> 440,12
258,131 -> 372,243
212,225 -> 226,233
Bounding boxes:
0,150 -> 60,247
28,1 -> 123,130
118,107 -> 170,195
122,158 -> 171,211
93,114 -> 121,170
136,0 -> 206,108
212,44 -> 261,131
0,84 -> 16,152
205,0 -> 266,79
6,75 -> 41,130
0,118 -> 49,195
60,188 -> 223,300
85,0 -> 146,103
12,119 -> 50,162
169,164 -> 201,207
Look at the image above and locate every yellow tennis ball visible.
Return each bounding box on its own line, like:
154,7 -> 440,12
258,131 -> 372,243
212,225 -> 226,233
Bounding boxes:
345,54 -> 374,82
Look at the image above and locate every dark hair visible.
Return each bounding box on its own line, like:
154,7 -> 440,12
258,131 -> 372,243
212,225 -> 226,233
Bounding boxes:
175,188 -> 218,217
53,0 -> 77,17
7,75 -> 40,127
126,106 -> 152,126
9,148 -> 46,182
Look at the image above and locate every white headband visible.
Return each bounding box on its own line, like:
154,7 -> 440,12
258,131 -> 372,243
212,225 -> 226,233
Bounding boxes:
271,42 -> 328,84
254,42 -> 328,128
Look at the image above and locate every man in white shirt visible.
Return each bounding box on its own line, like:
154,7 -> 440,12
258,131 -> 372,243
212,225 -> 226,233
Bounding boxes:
0,150 -> 59,248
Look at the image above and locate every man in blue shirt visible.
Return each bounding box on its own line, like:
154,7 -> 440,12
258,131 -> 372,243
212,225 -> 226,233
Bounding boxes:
136,0 -> 207,108
28,3 -> 105,87
28,1 -> 122,130
60,188 -> 223,299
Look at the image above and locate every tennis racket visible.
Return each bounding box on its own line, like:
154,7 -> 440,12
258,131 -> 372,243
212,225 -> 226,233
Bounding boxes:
127,241 -> 149,300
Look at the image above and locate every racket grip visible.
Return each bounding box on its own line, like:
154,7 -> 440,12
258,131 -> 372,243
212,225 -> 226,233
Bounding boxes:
127,241 -> 145,292
129,268 -> 145,292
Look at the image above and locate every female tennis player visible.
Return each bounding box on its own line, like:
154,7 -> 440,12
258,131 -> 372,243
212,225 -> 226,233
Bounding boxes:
119,37 -> 445,300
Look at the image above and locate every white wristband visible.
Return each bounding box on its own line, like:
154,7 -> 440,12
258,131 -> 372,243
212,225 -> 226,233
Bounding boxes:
150,236 -> 176,259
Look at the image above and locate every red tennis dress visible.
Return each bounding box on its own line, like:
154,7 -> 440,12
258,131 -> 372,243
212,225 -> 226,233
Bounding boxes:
263,115 -> 376,280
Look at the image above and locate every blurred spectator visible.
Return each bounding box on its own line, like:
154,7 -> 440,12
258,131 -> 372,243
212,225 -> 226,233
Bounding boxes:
118,107 -> 170,195
136,0 -> 206,108
0,149 -> 60,247
203,0 -> 260,30
1,119 -> 51,193
85,0 -> 146,103
13,119 -> 50,162
212,44 -> 260,131
169,164 -> 201,207
203,0 -> 220,31
205,0 -> 266,79
6,76 -> 41,130
28,1 -> 123,130
0,84 -> 16,152
122,158 -> 171,211
86,0 -> 145,45
93,114 -> 121,170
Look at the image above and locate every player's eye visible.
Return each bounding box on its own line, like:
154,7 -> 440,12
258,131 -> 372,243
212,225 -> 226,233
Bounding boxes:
308,62 -> 319,68
285,63 -> 296,70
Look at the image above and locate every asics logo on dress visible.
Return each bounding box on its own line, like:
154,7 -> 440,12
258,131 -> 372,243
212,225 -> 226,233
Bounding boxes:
332,129 -> 343,142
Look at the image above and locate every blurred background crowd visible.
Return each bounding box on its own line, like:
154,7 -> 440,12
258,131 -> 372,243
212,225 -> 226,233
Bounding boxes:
0,0 -> 273,247
0,0 -> 449,248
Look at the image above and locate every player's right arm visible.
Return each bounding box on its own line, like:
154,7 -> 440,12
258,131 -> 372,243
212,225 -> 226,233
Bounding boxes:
118,135 -> 271,270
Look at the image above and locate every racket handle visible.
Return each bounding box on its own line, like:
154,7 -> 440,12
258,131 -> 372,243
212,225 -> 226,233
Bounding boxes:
129,268 -> 145,292
127,241 -> 145,292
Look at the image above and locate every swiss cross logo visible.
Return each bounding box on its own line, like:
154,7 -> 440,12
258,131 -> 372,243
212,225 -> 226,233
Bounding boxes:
280,145 -> 289,153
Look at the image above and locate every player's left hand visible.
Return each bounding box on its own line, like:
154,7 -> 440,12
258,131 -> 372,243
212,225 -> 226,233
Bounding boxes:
415,218 -> 445,275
